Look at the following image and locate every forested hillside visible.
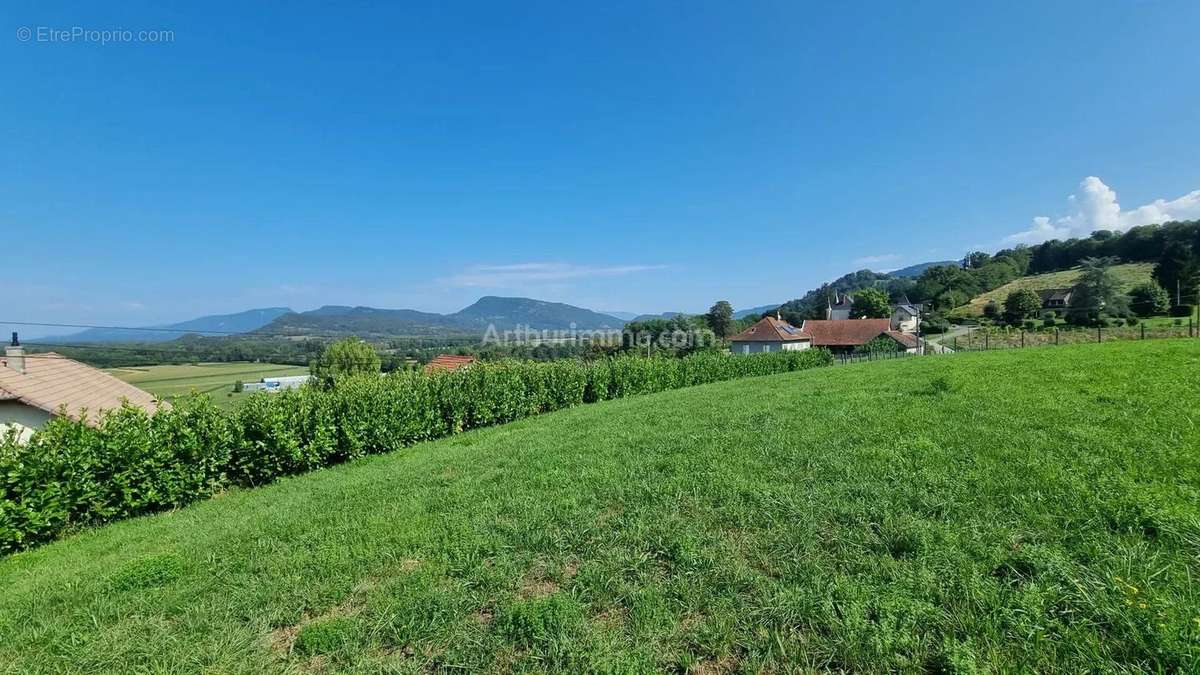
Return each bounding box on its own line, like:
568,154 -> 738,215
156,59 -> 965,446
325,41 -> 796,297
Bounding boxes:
774,219 -> 1200,323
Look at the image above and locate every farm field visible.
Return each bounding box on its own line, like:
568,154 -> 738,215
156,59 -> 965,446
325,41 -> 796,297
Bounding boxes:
950,262 -> 1155,317
4,341 -> 1200,672
105,362 -> 309,409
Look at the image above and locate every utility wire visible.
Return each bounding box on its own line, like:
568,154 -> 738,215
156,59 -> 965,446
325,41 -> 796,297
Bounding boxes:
0,319 -> 490,342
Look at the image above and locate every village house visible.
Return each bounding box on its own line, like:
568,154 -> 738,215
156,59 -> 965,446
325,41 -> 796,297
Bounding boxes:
0,333 -> 161,443
729,316 -> 812,354
1039,288 -> 1073,310
825,292 -> 853,320
890,301 -> 921,332
799,318 -> 919,354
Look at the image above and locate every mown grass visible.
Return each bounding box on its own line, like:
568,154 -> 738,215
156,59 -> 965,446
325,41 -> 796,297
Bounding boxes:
106,362 -> 309,409
950,262 -> 1155,317
3,340 -> 1199,673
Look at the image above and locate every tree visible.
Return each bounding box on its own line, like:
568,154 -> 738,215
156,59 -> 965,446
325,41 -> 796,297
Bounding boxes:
1128,282 -> 1170,317
311,338 -> 381,388
1152,242 -> 1193,305
705,301 -> 734,338
851,288 -> 891,319
1069,256 -> 1129,322
1003,289 -> 1042,323
854,334 -> 905,354
965,251 -> 992,269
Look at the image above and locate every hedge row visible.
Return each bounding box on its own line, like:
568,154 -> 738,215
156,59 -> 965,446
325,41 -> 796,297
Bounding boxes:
0,349 -> 831,553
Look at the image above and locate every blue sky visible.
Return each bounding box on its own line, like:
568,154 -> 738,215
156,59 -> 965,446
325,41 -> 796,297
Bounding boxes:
4,1 -> 1199,334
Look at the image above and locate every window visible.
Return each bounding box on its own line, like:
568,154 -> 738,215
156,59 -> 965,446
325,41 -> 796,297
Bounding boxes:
742,344 -> 750,354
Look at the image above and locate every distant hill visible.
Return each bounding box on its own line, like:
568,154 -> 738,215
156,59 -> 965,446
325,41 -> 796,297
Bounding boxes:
629,312 -> 687,322
259,306 -> 461,337
950,262 -> 1156,317
256,296 -> 626,337
733,304 -> 781,319
599,311 -> 640,321
449,296 -> 625,330
38,307 -> 294,344
886,260 -> 960,278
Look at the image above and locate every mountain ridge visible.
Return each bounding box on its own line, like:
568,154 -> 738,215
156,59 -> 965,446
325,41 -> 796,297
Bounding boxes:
36,307 -> 294,344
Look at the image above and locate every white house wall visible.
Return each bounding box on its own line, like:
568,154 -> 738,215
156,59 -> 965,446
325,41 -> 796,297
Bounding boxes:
0,400 -> 51,444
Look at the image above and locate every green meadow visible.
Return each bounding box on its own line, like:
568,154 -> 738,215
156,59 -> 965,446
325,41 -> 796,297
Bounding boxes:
951,262 -> 1156,317
5,340 -> 1200,672
106,362 -> 309,409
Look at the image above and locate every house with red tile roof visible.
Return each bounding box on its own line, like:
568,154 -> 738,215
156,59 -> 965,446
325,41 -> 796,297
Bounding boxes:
0,333 -> 162,443
424,354 -> 476,374
728,316 -> 812,354
799,319 -> 918,354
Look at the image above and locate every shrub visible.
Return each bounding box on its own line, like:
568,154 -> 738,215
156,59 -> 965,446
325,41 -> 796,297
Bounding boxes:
1125,317 -> 1139,327
1129,282 -> 1170,317
1042,317 -> 1057,328
922,319 -> 950,334
0,350 -> 832,554
1169,305 -> 1194,318
1022,320 -> 1037,331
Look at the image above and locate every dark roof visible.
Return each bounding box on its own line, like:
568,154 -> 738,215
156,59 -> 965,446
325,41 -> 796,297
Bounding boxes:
799,318 -> 893,346
728,316 -> 812,343
828,292 -> 853,309
1039,288 -> 1073,302
424,354 -> 476,374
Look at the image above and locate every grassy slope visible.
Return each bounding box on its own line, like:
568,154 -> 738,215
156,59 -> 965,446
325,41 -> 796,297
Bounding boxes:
951,262 -> 1155,317
4,341 -> 1200,672
106,362 -> 309,409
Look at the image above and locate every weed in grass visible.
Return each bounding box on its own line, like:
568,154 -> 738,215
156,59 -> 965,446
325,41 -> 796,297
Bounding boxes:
106,552 -> 184,591
926,375 -> 955,396
294,615 -> 362,657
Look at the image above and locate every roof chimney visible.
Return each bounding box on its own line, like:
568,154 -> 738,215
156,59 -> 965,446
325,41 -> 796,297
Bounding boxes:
5,332 -> 24,374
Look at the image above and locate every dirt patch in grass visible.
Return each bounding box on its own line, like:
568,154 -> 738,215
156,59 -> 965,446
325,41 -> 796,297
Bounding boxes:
517,558 -> 579,599
689,652 -> 740,674
519,576 -> 559,599
268,597 -> 365,657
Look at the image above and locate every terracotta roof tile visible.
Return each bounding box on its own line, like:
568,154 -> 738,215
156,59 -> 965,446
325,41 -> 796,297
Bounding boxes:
799,319 -> 893,346
0,352 -> 162,425
424,354 -> 476,374
729,316 -> 812,342
885,331 -> 919,348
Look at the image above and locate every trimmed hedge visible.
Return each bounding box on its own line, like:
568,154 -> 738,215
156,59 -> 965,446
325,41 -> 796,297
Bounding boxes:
0,349 -> 831,553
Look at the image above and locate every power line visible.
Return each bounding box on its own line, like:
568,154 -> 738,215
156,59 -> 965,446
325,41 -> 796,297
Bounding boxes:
0,319 -> 489,342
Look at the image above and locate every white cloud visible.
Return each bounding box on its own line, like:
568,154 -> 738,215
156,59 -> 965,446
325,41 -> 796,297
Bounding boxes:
1006,177 -> 1200,245
442,262 -> 667,288
854,253 -> 902,266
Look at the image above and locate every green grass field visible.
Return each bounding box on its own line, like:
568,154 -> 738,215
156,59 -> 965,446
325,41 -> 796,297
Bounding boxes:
5,341 -> 1200,672
106,362 -> 309,409
951,262 -> 1155,317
